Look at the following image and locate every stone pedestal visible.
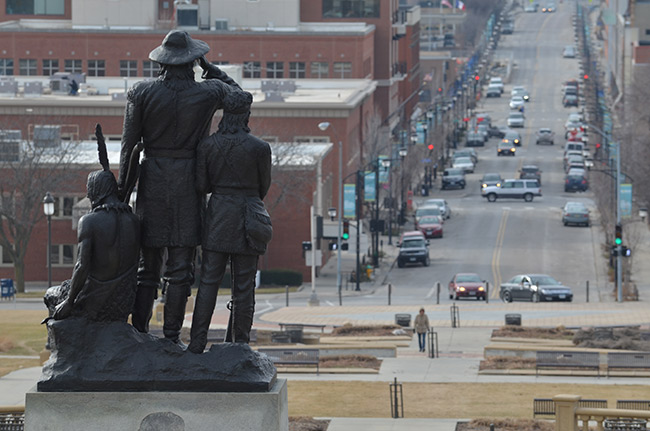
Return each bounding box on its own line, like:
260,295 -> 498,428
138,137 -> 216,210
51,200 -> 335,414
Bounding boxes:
25,378 -> 288,431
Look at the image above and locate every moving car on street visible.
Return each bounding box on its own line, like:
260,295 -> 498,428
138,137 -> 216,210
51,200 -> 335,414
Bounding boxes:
562,201 -> 590,226
448,273 -> 487,300
503,130 -> 522,146
500,274 -> 573,302
519,165 -> 542,185
397,236 -> 430,268
563,45 -> 577,58
480,173 -> 503,190
481,179 -> 542,202
497,141 -> 516,156
536,128 -> 555,145
509,96 -> 525,110
507,111 -> 525,128
441,168 -> 466,190
511,86 -> 530,102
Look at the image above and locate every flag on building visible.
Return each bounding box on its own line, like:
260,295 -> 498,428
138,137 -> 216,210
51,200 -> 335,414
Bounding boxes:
441,0 -> 453,8
456,0 -> 466,10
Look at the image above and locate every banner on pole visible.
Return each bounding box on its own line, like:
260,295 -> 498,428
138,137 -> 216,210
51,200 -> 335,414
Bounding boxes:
620,183 -> 632,218
364,171 -> 376,201
344,183 -> 356,218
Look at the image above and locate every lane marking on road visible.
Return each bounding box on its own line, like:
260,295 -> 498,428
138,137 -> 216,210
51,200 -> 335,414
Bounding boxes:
491,209 -> 510,299
514,158 -> 523,179
254,300 -> 274,316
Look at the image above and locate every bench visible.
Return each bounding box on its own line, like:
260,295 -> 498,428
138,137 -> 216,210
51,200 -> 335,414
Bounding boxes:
258,348 -> 319,375
533,398 -> 607,417
607,353 -> 650,376
278,323 -> 327,333
147,328 -> 257,344
617,400 -> 650,411
0,405 -> 25,431
536,351 -> 600,376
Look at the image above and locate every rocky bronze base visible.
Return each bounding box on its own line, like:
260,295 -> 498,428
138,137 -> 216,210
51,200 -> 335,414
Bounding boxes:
38,317 -> 276,392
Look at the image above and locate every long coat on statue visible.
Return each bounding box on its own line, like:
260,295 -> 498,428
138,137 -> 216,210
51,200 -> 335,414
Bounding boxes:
118,76 -> 238,248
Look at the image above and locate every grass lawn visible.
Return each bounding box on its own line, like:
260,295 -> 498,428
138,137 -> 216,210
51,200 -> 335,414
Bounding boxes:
0,310 -> 48,359
286,381 -> 650,418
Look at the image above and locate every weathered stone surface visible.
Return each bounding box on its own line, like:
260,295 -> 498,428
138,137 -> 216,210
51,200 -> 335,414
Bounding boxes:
38,317 -> 276,392
26,379 -> 289,431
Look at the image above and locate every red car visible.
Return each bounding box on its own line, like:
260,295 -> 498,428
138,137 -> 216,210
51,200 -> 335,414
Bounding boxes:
417,215 -> 443,238
448,273 -> 487,300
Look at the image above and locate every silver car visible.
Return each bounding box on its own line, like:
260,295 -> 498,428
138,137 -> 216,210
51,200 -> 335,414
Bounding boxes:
423,198 -> 451,219
453,157 -> 474,173
562,202 -> 590,226
509,96 -> 525,110
507,111 -> 525,128
482,179 -> 541,202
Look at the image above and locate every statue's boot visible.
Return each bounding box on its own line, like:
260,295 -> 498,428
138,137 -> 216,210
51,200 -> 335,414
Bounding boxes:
163,283 -> 189,345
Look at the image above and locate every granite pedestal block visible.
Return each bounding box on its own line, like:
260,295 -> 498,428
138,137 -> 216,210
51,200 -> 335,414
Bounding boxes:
25,378 -> 288,431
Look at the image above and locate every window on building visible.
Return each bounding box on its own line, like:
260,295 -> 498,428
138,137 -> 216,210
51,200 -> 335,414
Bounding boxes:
6,0 -> 64,15
87,60 -> 105,77
310,62 -> 329,79
42,59 -> 59,76
0,59 -> 14,76
289,62 -> 306,79
0,245 -> 13,265
119,60 -> 137,77
142,60 -> 158,78
52,196 -> 79,218
50,244 -> 76,266
322,0 -> 379,18
295,136 -> 330,144
213,61 -> 229,65
261,136 -> 278,143
333,62 -> 352,78
19,59 -> 37,76
243,61 -> 261,78
64,59 -> 82,73
266,62 -> 284,79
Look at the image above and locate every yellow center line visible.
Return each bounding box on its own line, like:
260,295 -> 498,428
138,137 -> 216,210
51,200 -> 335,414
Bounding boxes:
491,209 -> 510,299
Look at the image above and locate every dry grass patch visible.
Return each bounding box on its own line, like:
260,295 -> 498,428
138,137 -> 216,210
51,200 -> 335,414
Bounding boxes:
459,418 -> 554,431
573,327 -> 650,351
479,356 -> 536,370
0,336 -> 15,352
331,324 -> 405,337
320,355 -> 381,369
492,326 -> 574,340
0,310 -> 48,356
289,417 -> 329,431
286,381 -> 650,418
0,357 -> 41,378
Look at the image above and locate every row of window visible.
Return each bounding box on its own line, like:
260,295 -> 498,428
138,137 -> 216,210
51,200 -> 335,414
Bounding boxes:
6,0 -> 64,15
0,59 -> 159,78
0,58 -> 353,79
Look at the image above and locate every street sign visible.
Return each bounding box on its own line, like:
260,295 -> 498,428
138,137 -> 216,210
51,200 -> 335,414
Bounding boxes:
422,158 -> 432,163
304,250 -> 322,266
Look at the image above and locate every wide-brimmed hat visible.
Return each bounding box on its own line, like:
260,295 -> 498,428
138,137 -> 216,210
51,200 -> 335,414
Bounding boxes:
149,30 -> 209,65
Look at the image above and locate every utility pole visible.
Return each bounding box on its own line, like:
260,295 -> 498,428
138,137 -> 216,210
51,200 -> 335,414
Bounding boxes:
355,170 -> 361,291
616,141 -> 623,302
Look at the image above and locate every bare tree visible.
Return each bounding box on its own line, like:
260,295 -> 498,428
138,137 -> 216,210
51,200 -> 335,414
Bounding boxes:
0,132 -> 79,293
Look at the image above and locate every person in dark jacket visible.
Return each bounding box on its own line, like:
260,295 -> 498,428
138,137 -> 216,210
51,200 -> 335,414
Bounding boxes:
117,30 -> 244,344
188,91 -> 272,353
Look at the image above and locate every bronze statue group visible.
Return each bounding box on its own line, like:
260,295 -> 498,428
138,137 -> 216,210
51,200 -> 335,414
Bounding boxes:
44,30 -> 272,355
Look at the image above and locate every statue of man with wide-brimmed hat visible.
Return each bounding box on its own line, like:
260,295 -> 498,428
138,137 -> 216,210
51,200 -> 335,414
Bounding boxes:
117,30 -> 245,346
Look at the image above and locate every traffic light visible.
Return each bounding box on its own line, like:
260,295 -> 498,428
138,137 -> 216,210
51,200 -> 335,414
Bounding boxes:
622,246 -> 631,257
437,87 -> 443,94
427,143 -> 434,150
615,224 -> 622,246
329,242 -> 338,251
583,74 -> 589,80
343,220 -> 350,240
475,75 -> 480,81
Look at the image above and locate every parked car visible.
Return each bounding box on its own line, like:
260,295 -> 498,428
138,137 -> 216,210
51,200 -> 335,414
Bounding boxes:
564,142 -> 585,155
465,132 -> 485,147
500,274 -> 573,303
565,155 -> 585,172
563,45 -> 577,58
397,230 -> 425,246
453,149 -> 478,164
489,77 -> 504,93
414,205 -> 444,226
480,173 -> 503,190
486,84 -> 502,98
453,156 -> 475,173
397,236 -> 430,268
536,128 -> 555,145
488,125 -> 508,138
423,198 -> 451,219
507,111 -> 525,128
565,171 -> 589,192
497,141 -> 516,156
482,179 -> 541,202
524,3 -> 537,12
503,130 -> 522,147
519,165 -> 542,185
502,21 -> 514,34
441,168 -> 466,190
509,96 -> 525,110
562,201 -> 590,226
476,123 -> 490,142
417,215 -> 443,238
448,273 -> 486,300
563,93 -> 578,107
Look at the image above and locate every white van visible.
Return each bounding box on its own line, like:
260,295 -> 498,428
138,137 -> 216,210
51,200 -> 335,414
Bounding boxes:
564,141 -> 584,155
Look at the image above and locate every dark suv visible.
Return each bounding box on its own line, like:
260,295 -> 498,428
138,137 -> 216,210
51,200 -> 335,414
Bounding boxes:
397,237 -> 430,268
441,168 -> 466,190
519,165 -> 542,185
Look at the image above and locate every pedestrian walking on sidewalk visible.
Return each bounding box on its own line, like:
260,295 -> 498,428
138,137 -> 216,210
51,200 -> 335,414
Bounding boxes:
414,308 -> 430,352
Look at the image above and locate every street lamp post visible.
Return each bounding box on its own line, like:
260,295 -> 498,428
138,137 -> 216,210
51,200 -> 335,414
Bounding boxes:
42,192 -> 55,289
